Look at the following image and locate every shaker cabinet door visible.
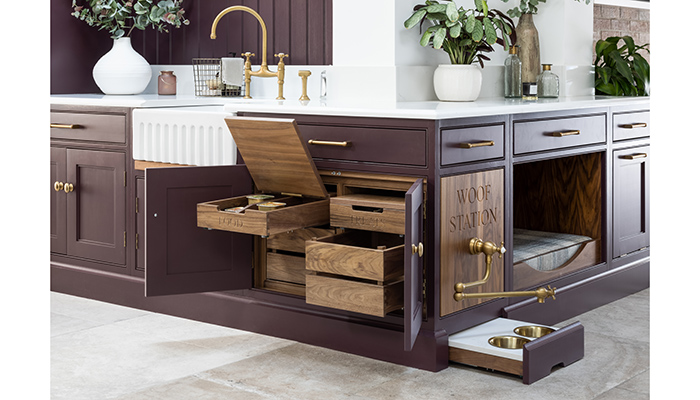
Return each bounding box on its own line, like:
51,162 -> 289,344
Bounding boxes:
404,178 -> 424,351
613,146 -> 650,258
50,147 -> 67,255
145,165 -> 254,296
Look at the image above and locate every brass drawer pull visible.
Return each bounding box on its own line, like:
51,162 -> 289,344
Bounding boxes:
620,123 -> 647,129
551,130 -> 580,137
54,181 -> 64,192
620,153 -> 647,160
50,123 -> 81,129
308,139 -> 352,147
459,140 -> 495,149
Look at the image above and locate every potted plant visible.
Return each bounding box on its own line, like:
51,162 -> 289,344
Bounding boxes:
71,0 -> 190,95
404,0 -> 517,101
594,35 -> 649,96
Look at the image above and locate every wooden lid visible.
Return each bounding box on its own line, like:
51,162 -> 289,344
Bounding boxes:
225,116 -> 328,199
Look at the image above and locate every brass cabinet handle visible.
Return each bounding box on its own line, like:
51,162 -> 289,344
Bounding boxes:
307,139 -> 352,147
551,130 -> 581,137
63,183 -> 74,193
50,123 -> 81,129
620,153 -> 647,160
620,123 -> 647,129
459,140 -> 495,149
411,242 -> 424,257
54,181 -> 64,192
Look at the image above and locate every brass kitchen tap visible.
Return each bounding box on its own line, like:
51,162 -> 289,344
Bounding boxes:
210,6 -> 287,100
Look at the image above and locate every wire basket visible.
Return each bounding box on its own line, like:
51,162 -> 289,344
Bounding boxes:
192,58 -> 243,97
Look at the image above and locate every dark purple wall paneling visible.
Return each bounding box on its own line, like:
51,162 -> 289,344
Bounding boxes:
51,0 -> 333,94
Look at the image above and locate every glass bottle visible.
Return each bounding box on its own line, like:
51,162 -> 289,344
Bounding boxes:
158,71 -> 177,95
504,46 -> 522,98
537,64 -> 559,98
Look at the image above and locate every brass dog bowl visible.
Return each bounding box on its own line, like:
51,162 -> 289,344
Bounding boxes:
513,325 -> 555,338
488,335 -> 531,350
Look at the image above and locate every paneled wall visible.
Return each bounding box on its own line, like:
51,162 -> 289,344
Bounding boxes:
51,0 -> 332,94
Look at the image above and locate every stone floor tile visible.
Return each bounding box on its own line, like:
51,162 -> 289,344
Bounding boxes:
50,312 -> 104,337
617,369 -> 650,395
51,292 -> 149,325
593,387 -> 649,400
111,376 -> 270,400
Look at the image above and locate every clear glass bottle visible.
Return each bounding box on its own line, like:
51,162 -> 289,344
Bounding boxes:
537,64 -> 559,98
504,46 -> 522,98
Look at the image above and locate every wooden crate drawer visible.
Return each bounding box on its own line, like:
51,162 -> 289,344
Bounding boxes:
306,273 -> 403,317
50,112 -> 126,144
513,114 -> 606,155
441,124 -> 505,166
267,252 -> 308,285
613,111 -> 650,141
306,231 -> 404,282
267,227 -> 337,253
330,194 -> 405,234
197,195 -> 330,237
300,124 -> 427,166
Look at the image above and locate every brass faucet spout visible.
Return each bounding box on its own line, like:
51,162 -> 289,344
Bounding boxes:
210,6 -> 268,68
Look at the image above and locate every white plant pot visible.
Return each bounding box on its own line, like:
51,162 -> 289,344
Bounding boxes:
433,64 -> 482,102
93,37 -> 152,95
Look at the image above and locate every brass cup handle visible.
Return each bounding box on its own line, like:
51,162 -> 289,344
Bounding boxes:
620,123 -> 647,129
551,130 -> 580,137
308,139 -> 352,147
411,242 -> 424,257
64,183 -> 74,193
54,181 -> 64,192
459,140 -> 495,149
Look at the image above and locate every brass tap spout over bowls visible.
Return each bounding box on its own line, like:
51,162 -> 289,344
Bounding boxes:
210,6 -> 287,100
453,285 -> 556,303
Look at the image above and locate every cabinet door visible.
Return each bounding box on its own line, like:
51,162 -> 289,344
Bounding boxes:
51,147 -> 67,254
136,177 -> 145,271
613,146 -> 650,258
404,178 -> 424,351
66,149 -> 126,265
145,165 -> 253,296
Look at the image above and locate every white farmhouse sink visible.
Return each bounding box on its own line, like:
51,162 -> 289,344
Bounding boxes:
132,106 -> 237,166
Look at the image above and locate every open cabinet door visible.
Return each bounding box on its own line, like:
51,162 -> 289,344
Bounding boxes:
404,178 -> 424,351
145,165 -> 253,296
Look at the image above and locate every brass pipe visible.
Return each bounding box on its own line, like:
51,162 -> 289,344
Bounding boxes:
454,285 -> 556,304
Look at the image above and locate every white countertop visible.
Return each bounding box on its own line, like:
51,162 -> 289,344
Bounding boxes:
51,94 -> 649,120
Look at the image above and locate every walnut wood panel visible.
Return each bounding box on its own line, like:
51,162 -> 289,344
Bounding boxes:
225,117 -> 328,198
306,274 -> 403,317
50,112 -> 126,144
306,232 -> 404,282
266,252 -> 307,285
513,153 -> 602,240
448,347 -> 523,376
330,194 -> 406,235
513,239 -> 601,290
440,169 -> 504,317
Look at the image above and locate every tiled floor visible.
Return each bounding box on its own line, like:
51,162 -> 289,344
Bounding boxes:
51,289 -> 649,400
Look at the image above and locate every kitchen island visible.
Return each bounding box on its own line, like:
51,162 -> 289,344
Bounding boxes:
50,94 -> 650,382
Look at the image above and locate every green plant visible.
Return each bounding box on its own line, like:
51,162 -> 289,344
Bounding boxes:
499,0 -> 591,18
594,36 -> 649,96
71,0 -> 189,39
404,0 -> 517,66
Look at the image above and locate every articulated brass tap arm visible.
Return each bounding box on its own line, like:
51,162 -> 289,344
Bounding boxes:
454,285 -> 556,303
454,238 -> 506,293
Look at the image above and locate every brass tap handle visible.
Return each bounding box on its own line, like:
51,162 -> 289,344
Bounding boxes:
54,181 -> 64,192
275,53 -> 289,63
243,52 -> 255,62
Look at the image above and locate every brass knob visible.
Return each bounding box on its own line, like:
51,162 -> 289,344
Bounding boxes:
54,181 -> 64,192
64,183 -> 74,193
411,242 -> 424,257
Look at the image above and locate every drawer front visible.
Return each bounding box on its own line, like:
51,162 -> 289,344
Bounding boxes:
306,274 -> 403,317
299,124 -> 427,166
513,114 -> 606,155
613,111 -> 650,141
441,124 -> 505,165
330,195 -> 405,235
50,112 -> 127,144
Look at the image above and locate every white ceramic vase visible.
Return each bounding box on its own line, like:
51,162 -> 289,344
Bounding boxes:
93,37 -> 152,95
433,64 -> 482,102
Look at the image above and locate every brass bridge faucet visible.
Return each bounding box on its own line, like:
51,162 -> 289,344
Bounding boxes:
210,6 -> 287,100
453,237 -> 557,304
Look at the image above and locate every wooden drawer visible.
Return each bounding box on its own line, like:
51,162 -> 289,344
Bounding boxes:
197,195 -> 330,237
330,194 -> 406,235
267,227 -> 337,253
306,273 -> 403,317
50,111 -> 127,144
266,252 -> 308,285
300,124 -> 427,166
513,114 -> 606,155
441,124 -> 505,166
613,111 -> 650,141
306,231 -> 404,282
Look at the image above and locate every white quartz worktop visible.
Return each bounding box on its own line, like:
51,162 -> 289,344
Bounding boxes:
51,94 -> 649,120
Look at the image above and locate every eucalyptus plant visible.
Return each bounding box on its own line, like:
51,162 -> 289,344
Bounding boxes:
404,0 -> 517,67
500,0 -> 591,18
71,0 -> 189,39
594,35 -> 650,96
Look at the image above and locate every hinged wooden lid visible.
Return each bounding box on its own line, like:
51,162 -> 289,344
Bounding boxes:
225,116 -> 329,199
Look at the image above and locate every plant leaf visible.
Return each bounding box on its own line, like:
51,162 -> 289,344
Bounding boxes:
449,23 -> 462,38
404,9 -> 426,29
471,19 -> 483,42
484,18 -> 497,44
464,13 -> 476,33
433,26 -> 447,49
446,1 -> 459,22
420,29 -> 432,47
611,51 -> 635,83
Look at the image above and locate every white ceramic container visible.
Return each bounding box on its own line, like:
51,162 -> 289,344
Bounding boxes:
93,37 -> 152,95
433,64 -> 482,102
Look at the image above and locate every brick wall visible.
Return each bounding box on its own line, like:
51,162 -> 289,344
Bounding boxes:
593,4 -> 650,62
